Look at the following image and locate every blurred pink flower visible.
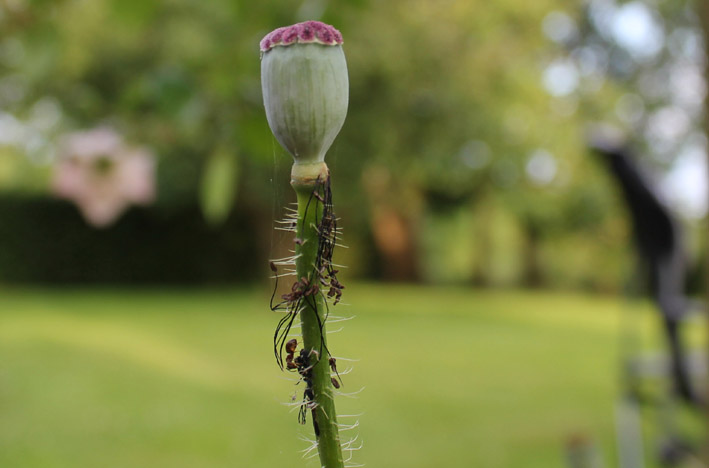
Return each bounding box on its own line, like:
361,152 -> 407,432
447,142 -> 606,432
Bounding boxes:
52,128 -> 156,228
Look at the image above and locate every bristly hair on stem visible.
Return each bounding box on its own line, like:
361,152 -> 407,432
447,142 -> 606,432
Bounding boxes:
270,174 -> 345,371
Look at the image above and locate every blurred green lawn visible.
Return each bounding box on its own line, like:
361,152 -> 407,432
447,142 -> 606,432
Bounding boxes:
0,284 -> 678,467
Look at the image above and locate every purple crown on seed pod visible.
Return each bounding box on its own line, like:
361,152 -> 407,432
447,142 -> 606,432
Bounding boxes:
260,21 -> 343,52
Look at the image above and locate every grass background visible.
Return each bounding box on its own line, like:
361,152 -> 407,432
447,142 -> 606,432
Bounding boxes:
0,284 -> 702,467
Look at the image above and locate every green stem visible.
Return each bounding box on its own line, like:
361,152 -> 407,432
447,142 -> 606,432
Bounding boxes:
292,162 -> 344,468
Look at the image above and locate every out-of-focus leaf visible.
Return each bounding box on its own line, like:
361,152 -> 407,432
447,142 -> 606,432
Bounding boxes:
199,148 -> 238,226
110,0 -> 159,28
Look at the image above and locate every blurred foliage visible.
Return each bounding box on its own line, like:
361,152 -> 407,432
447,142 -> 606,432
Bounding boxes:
200,147 -> 239,226
0,0 -> 704,289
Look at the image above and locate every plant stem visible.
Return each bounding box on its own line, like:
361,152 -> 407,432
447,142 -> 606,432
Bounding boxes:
292,162 -> 344,468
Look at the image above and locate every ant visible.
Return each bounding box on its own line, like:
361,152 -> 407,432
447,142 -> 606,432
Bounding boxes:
285,338 -> 298,370
329,356 -> 342,389
293,348 -> 319,436
270,176 -> 345,373
285,342 -> 343,434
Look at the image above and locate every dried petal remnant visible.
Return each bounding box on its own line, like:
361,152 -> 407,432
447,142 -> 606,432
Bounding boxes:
260,21 -> 343,52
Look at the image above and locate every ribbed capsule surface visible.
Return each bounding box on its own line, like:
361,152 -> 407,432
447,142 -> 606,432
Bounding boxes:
260,23 -> 349,164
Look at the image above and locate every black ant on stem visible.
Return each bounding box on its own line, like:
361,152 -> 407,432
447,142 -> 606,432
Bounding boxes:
269,177 -> 348,432
269,176 -> 345,370
284,342 -> 318,435
283,339 -> 343,433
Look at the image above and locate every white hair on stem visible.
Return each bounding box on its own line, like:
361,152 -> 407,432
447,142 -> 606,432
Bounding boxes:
335,387 -> 365,399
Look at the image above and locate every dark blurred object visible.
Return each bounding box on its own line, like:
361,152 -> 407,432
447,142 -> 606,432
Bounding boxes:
590,132 -> 704,467
590,133 -> 701,406
658,437 -> 695,467
0,196 -> 263,284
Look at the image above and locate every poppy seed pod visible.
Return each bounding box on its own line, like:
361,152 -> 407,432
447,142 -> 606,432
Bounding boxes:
260,21 -> 349,167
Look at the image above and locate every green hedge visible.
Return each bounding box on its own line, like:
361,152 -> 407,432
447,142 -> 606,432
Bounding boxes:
0,196 -> 262,284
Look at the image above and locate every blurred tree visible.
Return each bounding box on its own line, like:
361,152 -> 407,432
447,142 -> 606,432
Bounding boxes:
698,1 -> 709,462
333,0 -> 625,283
0,0 -> 694,289
525,0 -> 707,290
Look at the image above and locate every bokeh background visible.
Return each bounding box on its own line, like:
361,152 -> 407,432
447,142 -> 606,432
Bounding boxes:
0,0 -> 707,467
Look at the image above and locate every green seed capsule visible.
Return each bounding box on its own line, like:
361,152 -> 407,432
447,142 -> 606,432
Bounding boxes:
260,21 -> 349,166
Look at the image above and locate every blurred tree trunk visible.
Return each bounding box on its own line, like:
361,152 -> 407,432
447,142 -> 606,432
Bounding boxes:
369,206 -> 421,281
700,1 -> 709,463
363,166 -> 422,282
522,221 -> 544,288
471,202 -> 492,287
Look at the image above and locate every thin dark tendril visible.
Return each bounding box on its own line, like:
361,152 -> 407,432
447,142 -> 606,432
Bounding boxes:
269,262 -> 281,311
302,292 -> 331,358
270,175 -> 345,372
